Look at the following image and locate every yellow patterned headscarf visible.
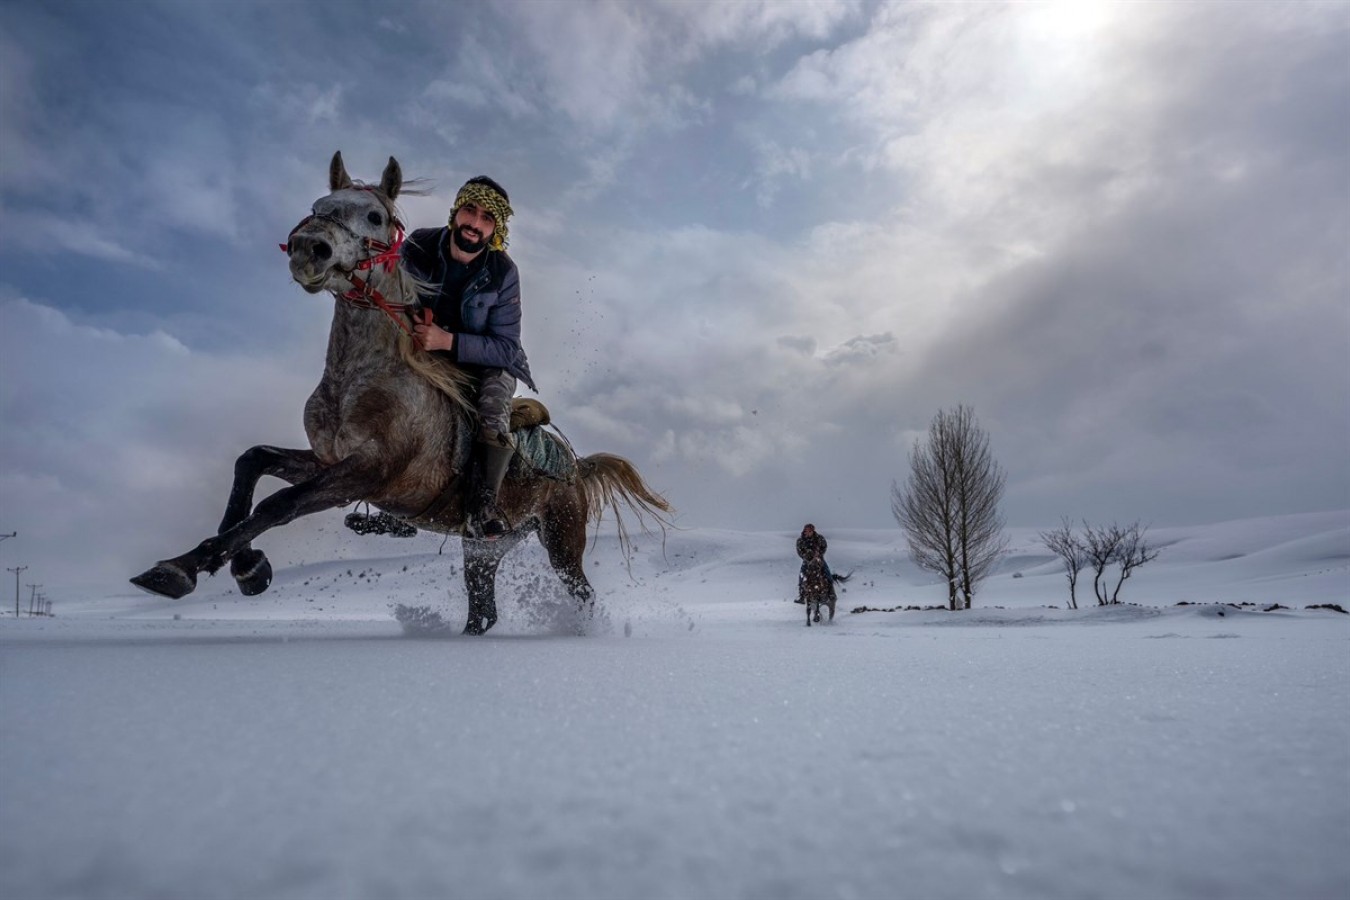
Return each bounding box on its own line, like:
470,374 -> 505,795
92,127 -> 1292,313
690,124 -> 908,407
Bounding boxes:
450,181 -> 513,251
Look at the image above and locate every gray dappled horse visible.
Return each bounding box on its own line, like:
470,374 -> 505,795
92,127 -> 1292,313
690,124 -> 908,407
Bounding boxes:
132,152 -> 671,634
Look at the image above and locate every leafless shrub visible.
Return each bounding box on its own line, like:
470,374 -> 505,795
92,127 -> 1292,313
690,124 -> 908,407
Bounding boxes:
1040,518 -> 1089,609
1080,521 -> 1159,605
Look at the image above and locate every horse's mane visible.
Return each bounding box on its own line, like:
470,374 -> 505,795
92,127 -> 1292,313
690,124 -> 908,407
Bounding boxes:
353,180 -> 476,415
395,332 -> 475,415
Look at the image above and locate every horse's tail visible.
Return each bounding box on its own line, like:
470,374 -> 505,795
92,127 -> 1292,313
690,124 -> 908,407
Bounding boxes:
832,571 -> 853,584
577,453 -> 674,557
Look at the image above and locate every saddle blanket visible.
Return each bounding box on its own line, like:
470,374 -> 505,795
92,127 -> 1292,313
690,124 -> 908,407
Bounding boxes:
512,426 -> 577,483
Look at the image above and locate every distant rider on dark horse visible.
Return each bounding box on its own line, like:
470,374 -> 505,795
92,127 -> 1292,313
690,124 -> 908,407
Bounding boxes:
404,176 -> 535,538
796,523 -> 833,603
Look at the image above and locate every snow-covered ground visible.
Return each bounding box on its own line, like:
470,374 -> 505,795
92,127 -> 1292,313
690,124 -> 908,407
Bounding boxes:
2,511 -> 1347,900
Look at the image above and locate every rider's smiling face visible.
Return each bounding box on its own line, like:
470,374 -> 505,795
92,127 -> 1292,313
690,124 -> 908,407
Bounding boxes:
452,201 -> 496,252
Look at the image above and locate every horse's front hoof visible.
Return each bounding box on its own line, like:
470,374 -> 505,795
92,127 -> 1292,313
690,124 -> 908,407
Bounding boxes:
230,549 -> 273,596
130,563 -> 197,599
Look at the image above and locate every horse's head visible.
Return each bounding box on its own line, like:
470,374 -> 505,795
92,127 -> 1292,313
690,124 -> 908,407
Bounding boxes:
286,151 -> 403,294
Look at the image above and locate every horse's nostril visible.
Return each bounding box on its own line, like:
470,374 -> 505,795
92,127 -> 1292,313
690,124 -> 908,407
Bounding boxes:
314,241 -> 332,261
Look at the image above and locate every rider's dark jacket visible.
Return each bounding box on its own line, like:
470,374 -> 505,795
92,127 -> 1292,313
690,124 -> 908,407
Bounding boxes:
797,531 -> 827,561
401,227 -> 536,391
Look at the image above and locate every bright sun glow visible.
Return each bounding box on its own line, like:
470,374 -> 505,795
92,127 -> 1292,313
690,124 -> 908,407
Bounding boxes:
1010,0 -> 1121,103
1026,0 -> 1117,42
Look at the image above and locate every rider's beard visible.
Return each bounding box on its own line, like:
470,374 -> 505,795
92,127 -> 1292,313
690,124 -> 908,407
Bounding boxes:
452,224 -> 488,254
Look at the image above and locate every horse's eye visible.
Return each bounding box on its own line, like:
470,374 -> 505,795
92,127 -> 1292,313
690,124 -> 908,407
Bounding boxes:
367,211 -> 383,226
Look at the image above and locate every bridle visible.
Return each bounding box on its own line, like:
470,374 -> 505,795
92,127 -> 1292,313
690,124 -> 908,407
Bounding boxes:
281,194 -> 418,337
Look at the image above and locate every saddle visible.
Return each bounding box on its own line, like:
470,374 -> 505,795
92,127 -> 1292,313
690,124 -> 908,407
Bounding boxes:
509,397 -> 550,431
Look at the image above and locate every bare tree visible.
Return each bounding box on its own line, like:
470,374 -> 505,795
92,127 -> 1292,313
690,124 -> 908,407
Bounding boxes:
891,406 -> 1007,610
950,410 -> 1008,608
1040,519 -> 1088,609
890,430 -> 960,609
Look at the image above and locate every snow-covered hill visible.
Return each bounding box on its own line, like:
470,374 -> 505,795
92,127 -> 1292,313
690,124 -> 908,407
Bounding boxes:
48,509 -> 1349,624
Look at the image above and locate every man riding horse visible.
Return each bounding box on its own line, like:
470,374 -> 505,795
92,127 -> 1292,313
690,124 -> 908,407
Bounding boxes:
405,176 -> 531,538
796,523 -> 833,604
131,153 -> 672,635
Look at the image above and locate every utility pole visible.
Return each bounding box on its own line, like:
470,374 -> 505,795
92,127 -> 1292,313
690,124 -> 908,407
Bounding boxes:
0,533 -> 16,617
28,584 -> 42,617
8,566 -> 28,618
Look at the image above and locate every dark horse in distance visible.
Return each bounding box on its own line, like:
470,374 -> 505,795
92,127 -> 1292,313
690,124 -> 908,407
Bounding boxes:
132,152 -> 671,634
801,557 -> 850,626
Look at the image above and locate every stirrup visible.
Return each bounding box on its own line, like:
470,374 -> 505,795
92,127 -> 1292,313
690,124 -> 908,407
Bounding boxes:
468,498 -> 512,539
476,500 -> 512,538
345,509 -> 417,537
479,516 -> 511,539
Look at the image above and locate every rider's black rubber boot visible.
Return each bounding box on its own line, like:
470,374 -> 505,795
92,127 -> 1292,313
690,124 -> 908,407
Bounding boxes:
471,442 -> 515,538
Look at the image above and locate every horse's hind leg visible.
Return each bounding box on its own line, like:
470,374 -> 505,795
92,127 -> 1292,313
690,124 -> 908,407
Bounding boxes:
539,490 -> 596,615
219,446 -> 322,596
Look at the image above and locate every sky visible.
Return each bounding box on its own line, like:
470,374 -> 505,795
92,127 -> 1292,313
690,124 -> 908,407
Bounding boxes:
1,0 -> 1348,587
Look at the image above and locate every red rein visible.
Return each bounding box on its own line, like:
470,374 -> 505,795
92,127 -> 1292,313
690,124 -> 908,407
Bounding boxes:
339,226 -> 413,336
